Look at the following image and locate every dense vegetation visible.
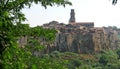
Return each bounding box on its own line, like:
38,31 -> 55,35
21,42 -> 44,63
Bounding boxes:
0,0 -> 71,55
3,46 -> 119,69
39,49 -> 120,69
0,23 -> 59,69
0,0 -> 71,69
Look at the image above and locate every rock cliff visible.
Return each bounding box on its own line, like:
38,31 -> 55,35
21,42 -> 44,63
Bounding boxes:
54,27 -> 119,53
18,27 -> 120,54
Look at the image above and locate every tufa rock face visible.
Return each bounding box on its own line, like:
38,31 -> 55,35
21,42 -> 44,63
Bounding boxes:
55,32 -> 94,53
54,27 -> 119,54
17,26 -> 120,54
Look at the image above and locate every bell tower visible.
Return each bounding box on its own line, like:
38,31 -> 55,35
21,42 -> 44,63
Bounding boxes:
69,9 -> 75,23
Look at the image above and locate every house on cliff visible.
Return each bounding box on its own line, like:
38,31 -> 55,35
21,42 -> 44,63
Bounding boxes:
41,9 -> 120,54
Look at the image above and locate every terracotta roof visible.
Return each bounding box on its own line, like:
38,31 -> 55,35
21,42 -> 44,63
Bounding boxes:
69,22 -> 94,25
75,22 -> 94,24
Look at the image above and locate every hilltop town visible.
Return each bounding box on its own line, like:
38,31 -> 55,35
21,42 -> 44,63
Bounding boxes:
17,9 -> 120,54
41,9 -> 120,53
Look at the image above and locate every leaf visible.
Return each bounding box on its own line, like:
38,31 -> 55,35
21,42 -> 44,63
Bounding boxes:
32,65 -> 37,69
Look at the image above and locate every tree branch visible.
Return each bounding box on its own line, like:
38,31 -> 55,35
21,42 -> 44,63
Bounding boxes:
3,0 -> 9,9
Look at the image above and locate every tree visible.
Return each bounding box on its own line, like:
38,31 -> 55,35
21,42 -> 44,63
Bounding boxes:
0,0 -> 71,54
99,54 -> 108,66
0,0 -> 72,24
0,0 -> 71,68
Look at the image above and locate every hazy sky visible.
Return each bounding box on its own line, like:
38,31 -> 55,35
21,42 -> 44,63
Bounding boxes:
22,0 -> 120,27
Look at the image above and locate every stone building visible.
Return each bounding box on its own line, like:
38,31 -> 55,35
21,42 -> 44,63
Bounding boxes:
41,9 -> 120,54
69,9 -> 76,23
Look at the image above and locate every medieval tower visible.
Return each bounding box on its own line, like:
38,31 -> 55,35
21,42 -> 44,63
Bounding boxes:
69,9 -> 76,23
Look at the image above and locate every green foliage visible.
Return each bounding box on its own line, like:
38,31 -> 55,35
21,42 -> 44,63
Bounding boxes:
14,23 -> 30,36
2,49 -> 119,69
29,26 -> 57,41
0,0 -> 71,54
0,0 -> 72,69
1,43 -> 69,69
116,48 -> 120,59
1,42 -> 31,69
50,51 -> 61,58
99,54 -> 108,65
57,50 -> 120,69
67,59 -> 82,69
79,65 -> 92,69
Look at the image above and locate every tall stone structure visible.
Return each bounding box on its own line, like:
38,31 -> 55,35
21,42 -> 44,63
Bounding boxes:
69,9 -> 75,23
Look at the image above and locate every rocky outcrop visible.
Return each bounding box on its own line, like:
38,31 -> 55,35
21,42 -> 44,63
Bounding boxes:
18,36 -> 28,48
54,27 -> 119,53
55,32 -> 93,53
17,27 -> 120,54
93,28 -> 118,52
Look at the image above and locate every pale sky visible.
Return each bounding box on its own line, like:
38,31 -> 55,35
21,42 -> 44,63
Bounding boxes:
22,0 -> 120,27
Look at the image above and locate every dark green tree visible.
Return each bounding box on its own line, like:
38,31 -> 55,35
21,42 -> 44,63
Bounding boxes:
0,0 -> 71,55
0,0 -> 71,68
116,49 -> 120,59
99,54 -> 108,66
